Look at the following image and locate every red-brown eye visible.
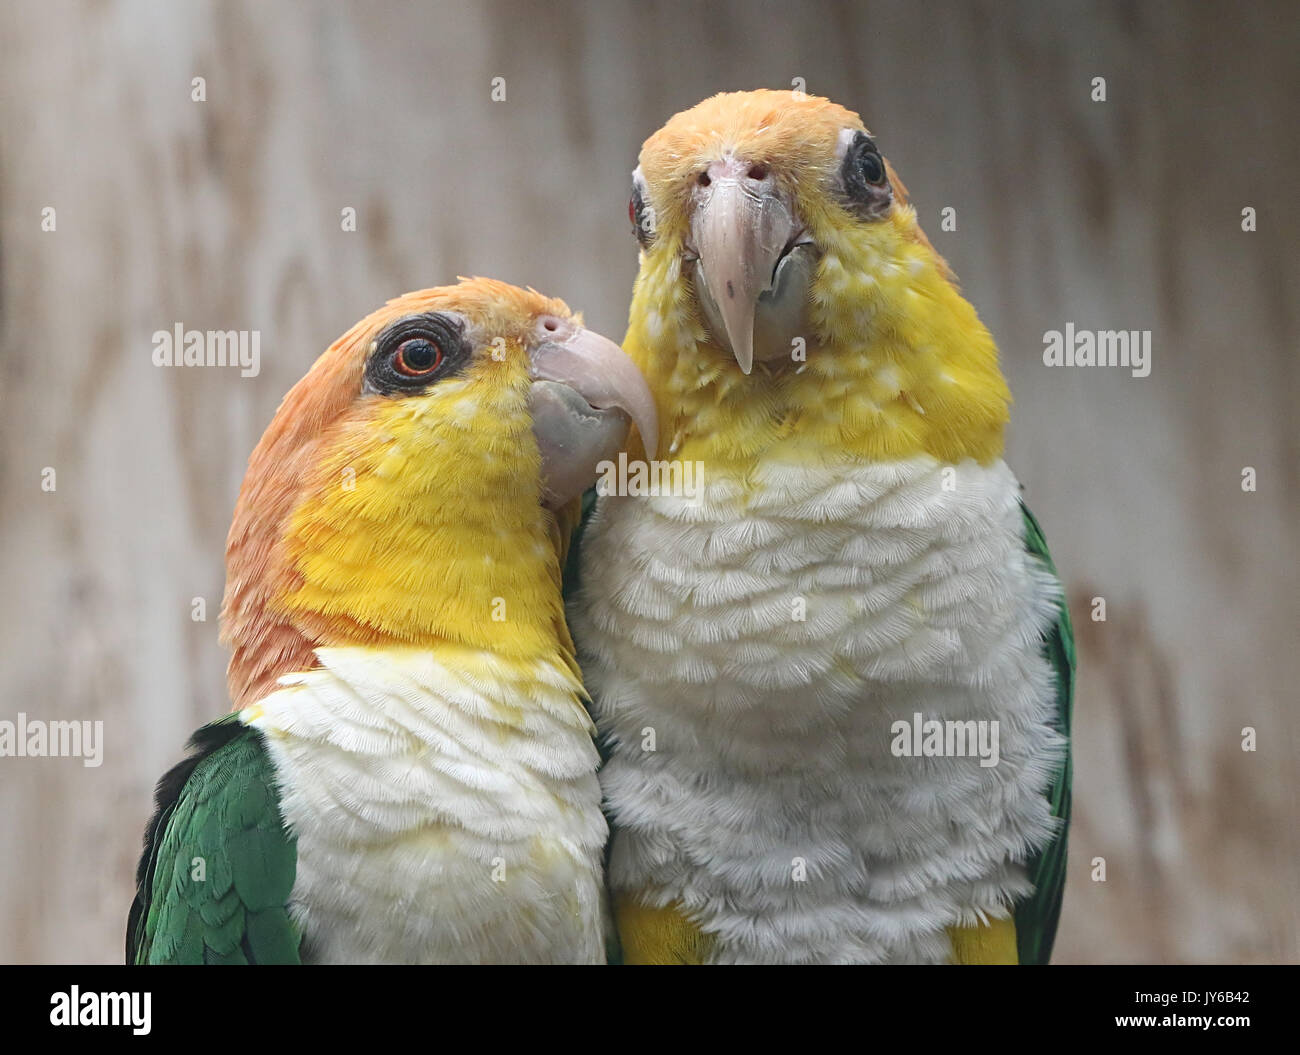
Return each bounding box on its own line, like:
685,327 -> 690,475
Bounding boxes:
392,337 -> 442,377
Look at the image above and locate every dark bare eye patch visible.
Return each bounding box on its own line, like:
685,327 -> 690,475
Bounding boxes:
365,312 -> 471,396
839,131 -> 893,221
629,168 -> 655,248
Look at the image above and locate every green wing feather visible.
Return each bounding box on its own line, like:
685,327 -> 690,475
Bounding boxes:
127,714 -> 301,965
561,486 -> 598,604
561,485 -> 624,965
563,487 -> 617,772
1014,501 -> 1075,965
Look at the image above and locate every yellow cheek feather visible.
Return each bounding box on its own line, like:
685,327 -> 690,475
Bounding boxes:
627,203 -> 1009,474
273,352 -> 569,663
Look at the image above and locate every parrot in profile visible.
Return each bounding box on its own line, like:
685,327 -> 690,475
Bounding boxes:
128,278 -> 658,964
567,90 -> 1074,964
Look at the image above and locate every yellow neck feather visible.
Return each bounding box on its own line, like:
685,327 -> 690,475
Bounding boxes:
627,204 -> 1009,473
274,364 -> 573,669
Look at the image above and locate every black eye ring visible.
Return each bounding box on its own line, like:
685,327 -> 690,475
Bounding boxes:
630,178 -> 654,248
365,313 -> 468,395
840,131 -> 893,220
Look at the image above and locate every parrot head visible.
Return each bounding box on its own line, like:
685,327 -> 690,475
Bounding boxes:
221,277 -> 656,709
627,89 -> 1008,466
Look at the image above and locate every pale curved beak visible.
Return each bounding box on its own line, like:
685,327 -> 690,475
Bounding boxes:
528,319 -> 659,508
689,159 -> 812,374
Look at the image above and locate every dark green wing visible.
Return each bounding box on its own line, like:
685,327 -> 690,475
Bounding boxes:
561,485 -> 599,604
127,714 -> 300,964
563,485 -> 608,770
1014,501 -> 1075,965
561,484 -> 624,964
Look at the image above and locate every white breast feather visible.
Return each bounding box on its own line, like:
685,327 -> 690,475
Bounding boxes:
245,647 -> 608,964
571,455 -> 1065,964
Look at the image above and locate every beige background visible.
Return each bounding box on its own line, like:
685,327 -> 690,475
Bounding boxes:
1,0 -> 1295,964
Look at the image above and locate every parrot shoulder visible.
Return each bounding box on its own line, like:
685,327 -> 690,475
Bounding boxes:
127,714 -> 300,964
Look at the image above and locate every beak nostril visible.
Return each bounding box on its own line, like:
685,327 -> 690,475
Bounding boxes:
698,171 -> 711,187
541,317 -> 560,333
747,164 -> 768,181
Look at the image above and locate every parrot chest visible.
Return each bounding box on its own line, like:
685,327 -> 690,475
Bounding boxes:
573,454 -> 1063,963
245,646 -> 608,964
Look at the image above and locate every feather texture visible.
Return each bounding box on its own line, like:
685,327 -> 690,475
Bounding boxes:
246,646 -> 607,964
134,280 -> 614,964
127,715 -> 299,964
1014,503 -> 1074,965
573,89 -> 1074,964
572,455 -> 1066,963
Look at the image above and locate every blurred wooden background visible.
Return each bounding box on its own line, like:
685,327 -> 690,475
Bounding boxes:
1,0 -> 1295,964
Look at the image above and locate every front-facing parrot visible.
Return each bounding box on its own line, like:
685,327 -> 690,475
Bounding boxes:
568,90 -> 1074,964
128,278 -> 657,964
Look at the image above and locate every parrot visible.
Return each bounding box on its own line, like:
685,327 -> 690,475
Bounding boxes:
127,277 -> 658,964
566,90 -> 1075,964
